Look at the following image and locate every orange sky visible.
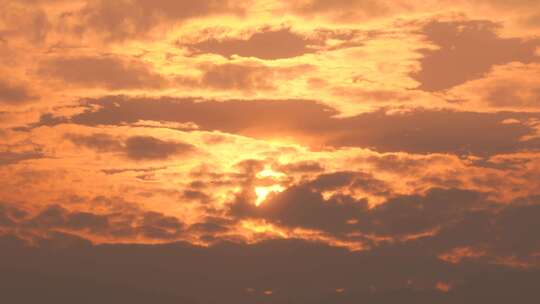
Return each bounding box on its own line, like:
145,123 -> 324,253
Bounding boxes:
1,0 -> 540,303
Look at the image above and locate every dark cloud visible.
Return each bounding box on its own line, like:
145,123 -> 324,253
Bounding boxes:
66,133 -> 123,152
0,203 -> 28,227
124,136 -> 195,160
489,204 -> 540,256
199,63 -> 277,90
305,171 -> 388,195
176,62 -> 313,91
183,27 -> 368,60
49,97 -> 540,156
101,166 -> 167,175
182,189 -> 211,204
21,203 -> 185,240
365,154 -> 431,174
277,160 -> 325,173
413,20 -> 540,91
138,211 -> 185,239
468,156 -> 531,171
229,172 -> 487,238
0,150 -> 44,166
367,188 -> 486,236
0,2 -> 50,44
230,181 -> 370,235
523,12 -> 540,27
65,97 -> 334,143
38,55 -> 167,89
27,205 -> 110,234
0,80 -> 36,104
484,80 -> 540,108
229,171 -> 540,260
67,133 -> 195,160
402,199 -> 540,261
479,0 -> 540,9
185,28 -> 318,60
188,216 -> 231,234
292,0 -> 390,17
70,0 -> 244,40
0,232 -> 539,304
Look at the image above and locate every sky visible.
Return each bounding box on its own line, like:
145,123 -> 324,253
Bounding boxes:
1,0 -> 540,303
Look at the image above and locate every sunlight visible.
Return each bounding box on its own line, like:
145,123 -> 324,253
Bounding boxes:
256,166 -> 286,179
255,185 -> 285,206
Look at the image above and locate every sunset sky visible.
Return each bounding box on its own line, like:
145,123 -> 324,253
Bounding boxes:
1,0 -> 540,303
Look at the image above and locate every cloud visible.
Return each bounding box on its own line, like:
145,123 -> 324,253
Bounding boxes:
38,55 -> 167,89
522,12 -> 540,27
0,203 -> 28,227
229,172 -> 487,238
364,153 -> 438,174
366,188 -> 486,236
21,203 -> 185,240
50,97 -> 540,156
28,205 -> 110,233
190,62 -> 313,91
228,168 -> 540,261
66,133 -> 123,152
277,161 -> 325,173
290,0 -> 391,19
0,150 -> 44,166
198,63 -> 277,90
0,232 -> 539,304
101,166 -> 167,175
0,79 -> 37,104
124,136 -> 195,160
478,0 -> 540,9
64,97 -> 334,136
68,0 -> 244,40
1,1 -> 539,302
305,171 -> 390,196
182,189 -> 211,204
230,180 -> 370,235
0,1 -> 50,44
412,20 -> 540,91
449,63 -> 540,109
66,133 -> 196,160
185,28 -> 319,60
136,211 -> 185,239
489,203 -> 540,256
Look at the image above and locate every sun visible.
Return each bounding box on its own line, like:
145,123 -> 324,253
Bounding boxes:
255,185 -> 285,206
253,165 -> 286,206
256,166 -> 286,179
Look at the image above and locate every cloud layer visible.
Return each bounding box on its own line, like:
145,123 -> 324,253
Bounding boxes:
1,1 -> 539,303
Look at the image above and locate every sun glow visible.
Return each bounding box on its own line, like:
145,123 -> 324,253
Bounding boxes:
256,166 -> 286,179
255,185 -> 285,206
